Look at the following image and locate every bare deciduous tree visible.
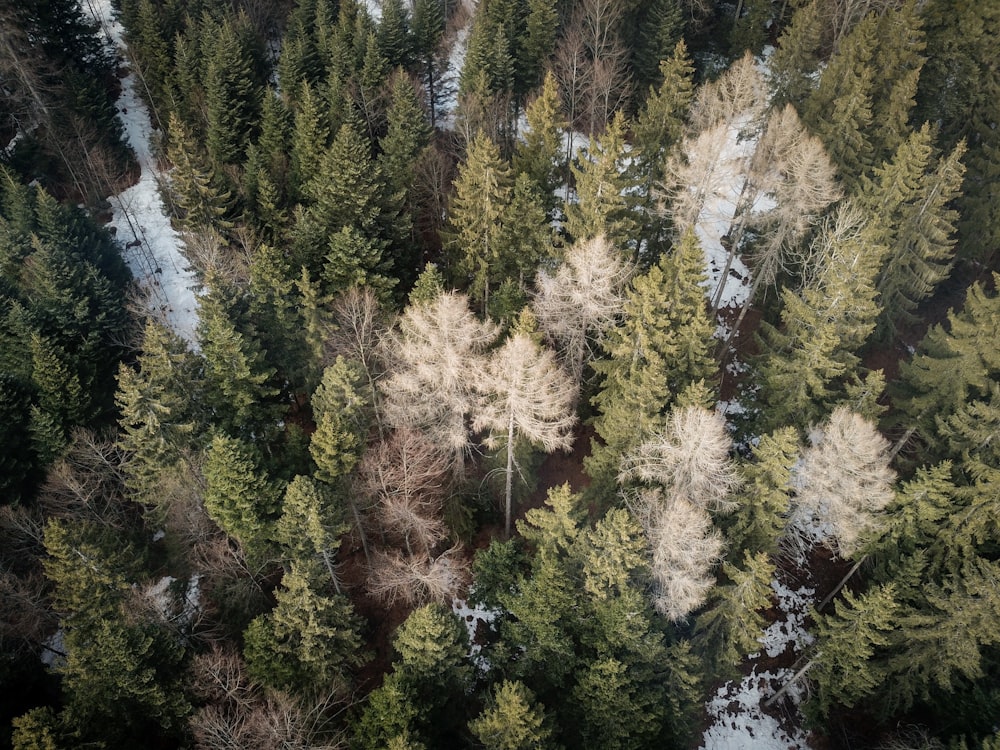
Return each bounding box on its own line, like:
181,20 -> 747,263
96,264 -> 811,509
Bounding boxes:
474,333 -> 577,535
366,545 -> 468,608
328,288 -> 389,399
381,292 -> 499,478
532,235 -> 630,385
620,405 -> 741,513
688,52 -> 767,136
628,487 -> 724,621
784,406 -> 896,558
358,429 -> 451,555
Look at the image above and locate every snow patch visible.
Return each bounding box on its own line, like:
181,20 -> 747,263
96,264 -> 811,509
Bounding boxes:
759,579 -> 816,658
40,629 -> 66,670
86,0 -> 201,349
452,597 -> 500,672
437,23 -> 471,130
701,669 -> 812,750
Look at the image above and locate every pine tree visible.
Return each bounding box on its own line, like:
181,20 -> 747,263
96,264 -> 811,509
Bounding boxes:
520,0 -> 558,94
694,551 -> 774,681
767,0 -> 822,109
197,280 -> 279,440
627,0 -> 684,99
276,476 -> 350,590
588,231 -> 715,490
632,40 -> 695,189
564,112 -> 638,251
289,81 -> 330,198
727,427 -> 798,556
801,13 -> 876,189
895,276 -> 1000,454
512,71 -> 566,221
379,69 -> 431,202
445,131 -> 514,309
204,13 -> 262,167
244,561 -> 364,695
310,357 -> 369,484
811,584 -> 899,716
115,321 -> 198,502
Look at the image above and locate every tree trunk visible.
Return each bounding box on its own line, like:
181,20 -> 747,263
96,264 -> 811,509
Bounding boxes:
505,412 -> 516,537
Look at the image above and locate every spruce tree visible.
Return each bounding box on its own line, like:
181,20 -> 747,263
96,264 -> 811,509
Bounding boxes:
204,13 -> 262,167
767,0 -> 822,109
859,124 -> 966,340
244,561 -> 364,696
469,680 -> 555,750
276,475 -> 350,590
202,433 -> 281,561
512,72 -> 566,221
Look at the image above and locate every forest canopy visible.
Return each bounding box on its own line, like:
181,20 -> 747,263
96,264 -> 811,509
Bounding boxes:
2,0 -> 1000,748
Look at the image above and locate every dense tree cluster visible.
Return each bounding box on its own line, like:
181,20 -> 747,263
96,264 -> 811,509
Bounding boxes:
3,0 -> 1000,748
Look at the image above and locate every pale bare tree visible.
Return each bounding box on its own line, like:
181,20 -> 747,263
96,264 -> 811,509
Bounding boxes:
620,405 -> 742,514
366,545 -> 469,608
474,333 -> 577,535
628,487 -> 724,621
532,234 -> 630,385
688,52 -> 767,136
784,406 -> 896,558
719,104 -> 842,353
323,286 -> 389,437
553,23 -> 593,155
358,429 -> 451,555
381,291 -> 499,478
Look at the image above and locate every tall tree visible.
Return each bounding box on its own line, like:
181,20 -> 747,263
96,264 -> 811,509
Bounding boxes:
469,680 -> 555,750
532,234 -> 630,385
244,561 -> 364,696
381,291 -> 499,477
475,331 -> 577,535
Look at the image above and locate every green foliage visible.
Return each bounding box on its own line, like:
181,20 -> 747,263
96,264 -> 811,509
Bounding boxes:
165,113 -> 233,233
811,584 -> 899,716
470,539 -> 525,611
564,113 -> 639,251
513,72 -> 566,220
276,475 -> 349,585
767,0 -> 822,109
10,707 -> 61,750
588,231 -> 716,490
469,680 -> 555,750
203,433 -> 281,560
727,427 -> 798,555
244,562 -> 364,695
694,551 -> 774,681
310,357 -> 370,483
204,13 -> 263,167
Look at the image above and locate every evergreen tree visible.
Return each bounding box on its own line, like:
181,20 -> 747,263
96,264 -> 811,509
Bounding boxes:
411,0 -> 445,127
693,551 -> 774,681
115,321 -> 198,503
811,585 -> 899,716
512,71 -> 566,221
276,475 -> 350,590
445,131 -> 513,309
289,81 -> 331,198
244,561 -> 364,695
632,40 -> 695,190
204,13 -> 262,167
564,112 -> 638,251
588,231 -> 715,491
859,124 -> 966,340
165,112 -> 232,234
895,276 -> 1000,455
627,0 -> 684,99
378,0 -> 414,69
469,680 -> 555,750
767,0 -> 822,109
727,426 -> 798,556
197,280 -> 280,440
801,14 -> 876,189
754,206 -> 887,432
202,433 -> 281,560
379,69 -> 431,202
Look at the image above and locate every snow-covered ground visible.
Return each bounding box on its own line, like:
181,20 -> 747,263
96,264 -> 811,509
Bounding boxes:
700,571 -> 818,750
702,668 -> 811,750
452,597 -> 501,673
85,0 -> 201,348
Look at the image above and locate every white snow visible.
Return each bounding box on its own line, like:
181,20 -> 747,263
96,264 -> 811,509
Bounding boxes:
362,0 -> 383,21
85,0 -> 201,349
701,669 -> 811,750
452,597 -> 500,671
40,628 -> 66,670
759,579 -> 816,658
437,24 -> 470,130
